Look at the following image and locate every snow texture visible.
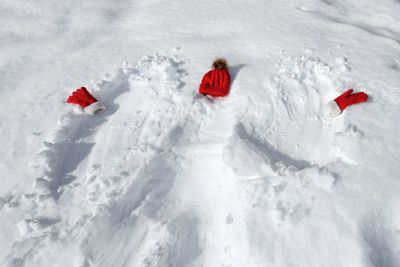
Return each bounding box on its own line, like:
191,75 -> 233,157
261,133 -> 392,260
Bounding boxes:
1,0 -> 400,266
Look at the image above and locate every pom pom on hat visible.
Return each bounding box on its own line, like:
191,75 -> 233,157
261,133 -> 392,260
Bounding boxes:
211,58 -> 228,70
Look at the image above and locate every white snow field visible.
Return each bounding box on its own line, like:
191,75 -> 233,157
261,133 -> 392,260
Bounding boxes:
1,0 -> 400,266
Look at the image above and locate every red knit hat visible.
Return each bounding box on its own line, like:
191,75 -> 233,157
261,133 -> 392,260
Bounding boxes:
198,59 -> 230,97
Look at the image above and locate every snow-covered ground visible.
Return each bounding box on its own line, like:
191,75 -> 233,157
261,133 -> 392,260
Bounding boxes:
1,0 -> 400,266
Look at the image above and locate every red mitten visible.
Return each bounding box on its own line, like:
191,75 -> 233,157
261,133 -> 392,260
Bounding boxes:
67,87 -> 105,115
326,89 -> 368,117
199,69 -> 230,97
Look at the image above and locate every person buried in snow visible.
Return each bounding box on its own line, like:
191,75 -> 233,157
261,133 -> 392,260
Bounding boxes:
198,58 -> 231,97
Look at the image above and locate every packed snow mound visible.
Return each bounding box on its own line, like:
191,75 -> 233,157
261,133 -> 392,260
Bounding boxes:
1,0 -> 400,267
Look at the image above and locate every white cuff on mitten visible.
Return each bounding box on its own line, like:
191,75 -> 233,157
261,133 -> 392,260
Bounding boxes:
326,100 -> 342,117
84,101 -> 106,115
